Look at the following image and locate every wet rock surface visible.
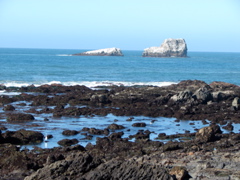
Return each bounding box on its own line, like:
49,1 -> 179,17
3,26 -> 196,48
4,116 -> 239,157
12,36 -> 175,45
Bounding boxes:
7,113 -> 35,123
0,80 -> 240,179
2,129 -> 44,145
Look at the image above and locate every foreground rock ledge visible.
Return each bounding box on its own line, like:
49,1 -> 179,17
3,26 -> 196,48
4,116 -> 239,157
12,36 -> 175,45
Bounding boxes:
73,47 -> 124,56
1,125 -> 240,180
0,80 -> 240,179
143,38 -> 188,57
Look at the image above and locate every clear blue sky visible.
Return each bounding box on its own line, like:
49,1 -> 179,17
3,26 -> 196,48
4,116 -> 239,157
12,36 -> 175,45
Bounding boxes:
0,0 -> 240,52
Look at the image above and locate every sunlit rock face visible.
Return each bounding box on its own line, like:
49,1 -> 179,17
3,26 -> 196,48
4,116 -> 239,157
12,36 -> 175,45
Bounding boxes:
142,38 -> 187,57
73,48 -> 123,56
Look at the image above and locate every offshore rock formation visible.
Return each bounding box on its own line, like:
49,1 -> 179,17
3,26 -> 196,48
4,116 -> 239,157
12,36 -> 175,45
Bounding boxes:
143,38 -> 188,57
73,47 -> 123,56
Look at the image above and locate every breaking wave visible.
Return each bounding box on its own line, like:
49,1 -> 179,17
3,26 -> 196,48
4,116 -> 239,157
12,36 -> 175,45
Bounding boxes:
0,81 -> 177,88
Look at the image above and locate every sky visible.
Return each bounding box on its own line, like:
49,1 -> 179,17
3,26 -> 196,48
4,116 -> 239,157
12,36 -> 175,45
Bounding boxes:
0,0 -> 240,52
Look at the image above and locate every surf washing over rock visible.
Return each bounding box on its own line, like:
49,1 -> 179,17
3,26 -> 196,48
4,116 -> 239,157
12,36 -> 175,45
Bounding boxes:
142,38 -> 188,57
73,47 -> 123,56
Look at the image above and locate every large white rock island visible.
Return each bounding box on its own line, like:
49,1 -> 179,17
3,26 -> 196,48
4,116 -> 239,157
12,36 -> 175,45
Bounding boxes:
142,38 -> 188,57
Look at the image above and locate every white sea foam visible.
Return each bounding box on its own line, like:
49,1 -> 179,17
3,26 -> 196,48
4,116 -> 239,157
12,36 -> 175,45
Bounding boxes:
56,54 -> 72,56
0,90 -> 21,96
1,81 -> 177,88
2,82 -> 32,87
56,81 -> 177,88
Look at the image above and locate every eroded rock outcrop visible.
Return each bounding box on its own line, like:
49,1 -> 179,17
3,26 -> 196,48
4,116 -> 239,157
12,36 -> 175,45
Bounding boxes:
73,47 -> 123,56
143,38 -> 187,57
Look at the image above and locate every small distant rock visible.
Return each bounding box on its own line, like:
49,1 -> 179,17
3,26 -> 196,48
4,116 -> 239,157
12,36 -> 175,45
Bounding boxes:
130,130 -> 150,140
158,133 -> 167,139
126,117 -> 134,121
132,122 -> 147,127
73,47 -> 123,56
46,134 -> 53,139
108,123 -> 125,130
108,131 -> 124,140
142,38 -> 187,57
62,130 -> 79,136
57,138 -> 79,146
85,128 -> 109,135
3,105 -> 15,111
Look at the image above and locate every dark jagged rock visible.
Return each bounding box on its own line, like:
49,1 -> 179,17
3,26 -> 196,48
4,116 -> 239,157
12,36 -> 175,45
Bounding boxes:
3,104 -> 15,111
195,125 -> 221,143
0,96 -> 14,105
192,85 -> 213,103
2,129 -> 44,144
163,141 -> 182,151
57,138 -> 79,146
132,122 -> 147,127
108,131 -> 124,140
107,123 -> 125,130
82,159 -> 174,180
7,113 -> 35,123
129,130 -> 150,140
62,130 -> 79,136
24,152 -> 101,180
85,127 -> 109,135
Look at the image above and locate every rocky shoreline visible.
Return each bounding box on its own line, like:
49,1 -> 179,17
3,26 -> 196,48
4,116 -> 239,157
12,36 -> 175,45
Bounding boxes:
0,80 -> 240,179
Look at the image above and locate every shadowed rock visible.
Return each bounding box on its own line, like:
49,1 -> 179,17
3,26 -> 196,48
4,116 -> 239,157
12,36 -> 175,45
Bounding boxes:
132,122 -> 147,127
62,130 -> 79,136
82,159 -> 174,180
195,125 -> 222,143
24,152 -> 101,180
107,123 -> 125,130
3,105 -> 15,111
2,129 -> 44,144
7,113 -> 35,123
58,138 -> 79,146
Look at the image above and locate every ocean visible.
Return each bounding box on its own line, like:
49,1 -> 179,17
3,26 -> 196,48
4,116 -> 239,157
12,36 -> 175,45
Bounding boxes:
1,48 -> 240,88
1,48 -> 240,149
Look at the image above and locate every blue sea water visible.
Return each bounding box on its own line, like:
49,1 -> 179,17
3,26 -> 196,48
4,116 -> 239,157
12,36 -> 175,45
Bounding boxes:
1,48 -> 240,87
1,48 -> 240,149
